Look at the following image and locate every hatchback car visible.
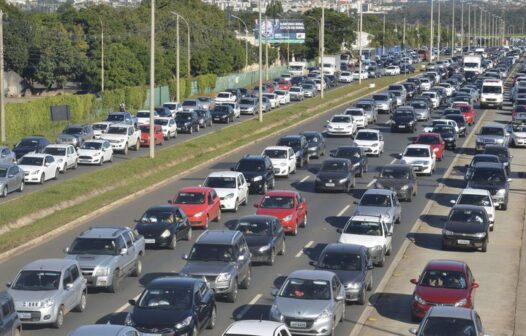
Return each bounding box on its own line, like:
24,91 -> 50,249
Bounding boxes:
223,320 -> 291,336
400,144 -> 436,176
466,162 -> 511,210
410,307 -> 487,336
442,205 -> 490,252
375,164 -> 417,202
43,144 -> 79,172
325,115 -> 356,137
170,186 -> 221,229
77,140 -> 113,165
255,190 -> 308,236
139,124 -> 164,147
352,129 -> 384,156
331,146 -> 368,177
203,171 -> 249,212
452,188 -> 495,230
314,159 -> 355,193
233,155 -> 276,194
300,131 -> 326,159
413,133 -> 445,161
13,136 -> 50,159
262,146 -> 296,177
353,189 -> 402,228
276,135 -> 310,167
0,164 -> 24,197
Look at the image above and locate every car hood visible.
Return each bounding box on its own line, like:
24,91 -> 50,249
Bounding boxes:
354,205 -> 393,218
57,134 -> 78,140
353,140 -> 377,147
240,104 -> 256,109
338,233 -> 384,247
211,188 -> 236,198
8,289 -> 60,304
181,261 -> 232,276
445,221 -> 487,233
513,131 -> 526,137
101,133 -> 127,140
77,148 -> 102,156
376,178 -> 411,189
413,108 -> 428,114
245,235 -> 273,248
415,286 -> 469,305
175,204 -> 206,217
274,297 -> 331,319
328,269 -> 364,286
402,156 -> 431,164
328,122 -> 352,128
256,208 -> 292,219
477,135 -> 503,141
64,254 -> 116,268
392,116 -> 414,123
13,146 -> 37,157
238,171 -> 263,180
316,172 -> 349,180
18,165 -> 42,173
131,307 -> 191,329
135,222 -> 173,236
210,111 -> 228,116
467,180 -> 506,190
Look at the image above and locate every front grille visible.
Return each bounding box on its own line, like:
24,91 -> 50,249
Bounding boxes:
79,156 -> 92,160
274,168 -> 281,173
81,267 -> 94,276
205,276 -> 217,283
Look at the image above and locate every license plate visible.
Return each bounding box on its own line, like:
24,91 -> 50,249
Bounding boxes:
325,183 -> 335,187
145,239 -> 156,244
398,125 -> 406,128
142,333 -> 162,336
19,313 -> 31,319
457,239 -> 470,245
290,321 -> 307,328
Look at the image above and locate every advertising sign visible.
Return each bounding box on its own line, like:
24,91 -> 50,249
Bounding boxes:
255,19 -> 305,44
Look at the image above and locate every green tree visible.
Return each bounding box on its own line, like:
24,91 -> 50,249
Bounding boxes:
265,0 -> 283,19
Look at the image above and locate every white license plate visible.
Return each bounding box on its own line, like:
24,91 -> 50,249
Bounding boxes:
398,125 -> 406,128
19,313 -> 31,319
457,239 -> 471,245
325,183 -> 335,187
290,321 -> 307,328
145,239 -> 156,244
142,333 -> 162,336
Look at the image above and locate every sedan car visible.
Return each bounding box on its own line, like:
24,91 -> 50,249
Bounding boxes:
352,189 -> 401,229
400,144 -> 436,176
125,276 -> 216,336
413,133 -> 445,161
77,140 -> 113,165
452,188 -> 495,230
442,205 -> 490,252
331,146 -> 368,177
195,109 -> 213,128
375,164 -> 417,202
176,111 -> 200,133
134,205 -> 192,249
18,154 -> 59,184
390,108 -> 417,133
452,102 -> 476,126
0,163 -> 24,197
255,190 -> 308,236
13,136 -> 50,159
210,105 -> 235,124
312,243 -> 373,305
314,159 -> 355,193
465,162 -> 511,210
269,270 -> 346,336
169,186 -> 221,229
410,307 -> 487,336
410,101 -> 431,121
300,131 -> 326,159
508,123 -> 526,147
343,108 -> 367,129
325,115 -> 356,137
409,260 -> 479,321
483,145 -> 512,174
432,125 -> 458,149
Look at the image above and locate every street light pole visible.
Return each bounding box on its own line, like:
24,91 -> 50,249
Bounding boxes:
359,0 -> 363,85
451,0 -> 455,56
258,0 -> 263,122
402,16 -> 406,52
429,0 -> 434,62
437,0 -> 441,61
231,15 -> 248,71
479,7 -> 482,47
176,15 -> 180,102
149,0 -> 155,159
0,9 -> 5,144
382,13 -> 386,56
173,12 -> 191,82
460,1 -> 464,54
467,3 -> 470,51
321,0 -> 325,99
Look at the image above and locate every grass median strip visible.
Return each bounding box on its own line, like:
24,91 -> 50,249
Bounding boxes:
0,74 -> 410,252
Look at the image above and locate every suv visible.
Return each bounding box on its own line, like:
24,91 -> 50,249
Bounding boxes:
105,112 -> 137,127
203,171 -> 249,212
64,227 -> 146,293
56,124 -> 94,147
390,108 -> 417,133
12,136 -> 50,159
0,292 -> 21,336
181,230 -> 252,302
233,155 -> 275,194
466,162 -> 511,210
176,111 -> 200,134
276,135 -> 310,167
475,122 -> 510,151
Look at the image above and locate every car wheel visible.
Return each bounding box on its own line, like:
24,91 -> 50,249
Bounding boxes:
13,328 -> 20,336
73,160 -> 78,169
227,280 -> 238,302
270,177 -> 275,189
98,157 -> 103,166
204,216 -> 209,230
0,186 -> 6,198
359,167 -> 364,177
367,276 -> 373,291
262,182 -> 268,194
481,239 -> 488,253
135,141 -> 139,151
279,239 -> 286,255
40,173 -> 45,184
123,144 -> 128,155
215,210 -> 221,222
357,288 -> 366,305
169,235 -> 177,250
501,202 -> 508,210
233,199 -> 239,212
298,157 -> 304,168
407,190 -> 413,202
53,306 -> 64,329
54,169 -> 59,180
18,182 -> 24,192
240,267 -> 251,289
292,223 -> 298,236
61,163 -> 67,173
196,124 -> 200,132
268,249 -> 275,266
207,306 -> 217,329
192,324 -> 198,336
189,126 -> 193,134
132,259 -> 142,277
375,253 -> 385,267
302,214 -> 307,228
74,292 -> 87,312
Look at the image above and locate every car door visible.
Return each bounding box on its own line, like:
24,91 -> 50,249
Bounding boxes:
238,174 -> 248,202
68,264 -> 83,311
44,155 -> 55,179
331,276 -> 345,322
288,148 -> 296,171
295,193 -> 307,224
237,237 -> 251,281
68,145 -> 77,167
273,219 -> 285,253
61,268 -> 77,312
119,233 -> 135,275
382,221 -> 392,250
392,193 -> 402,221
174,208 -> 189,239
209,189 -> 221,220
195,282 -> 212,329
265,157 -> 274,184
103,141 -> 112,161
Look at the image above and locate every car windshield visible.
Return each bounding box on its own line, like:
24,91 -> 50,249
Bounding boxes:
318,252 -> 362,271
279,278 -> 331,300
420,317 -> 476,336
213,106 -> 230,113
0,168 -> 7,178
335,148 -> 361,162
303,133 -> 319,143
138,288 -> 193,310
236,160 -> 264,171
471,168 -> 506,183
19,157 -> 43,166
217,93 -> 230,98
458,194 -> 491,207
355,103 -> 372,111
278,138 -> 300,150
264,149 -> 287,159
80,142 -> 102,150
373,95 -> 388,101
355,132 -> 378,141
18,139 -> 39,147
411,102 -> 427,108
204,176 -> 236,189
63,127 -> 83,135
176,113 -> 193,121
154,119 -> 169,126
68,238 -> 118,255
444,109 -> 461,115
290,87 -> 301,92
188,244 -> 235,262
320,161 -> 348,172
448,116 -> 465,125
480,127 -> 504,136
106,114 -> 125,122
344,221 -> 383,236
240,99 -> 254,105
260,196 -> 294,209
482,85 -> 502,94
164,103 -> 178,109
434,126 -> 455,135
108,127 -> 128,135
92,124 -> 108,130
44,147 -> 66,156
405,148 -> 430,157
197,97 -> 210,102
394,111 -> 413,117
449,209 -> 486,223
137,112 -> 150,118
175,192 -> 205,204
140,210 -> 176,224
331,116 -> 351,123
420,270 -> 468,289
345,109 -> 364,116
360,194 -> 391,207
12,271 -> 61,291
416,135 -> 440,145
236,220 -> 270,236
380,167 -> 410,179
139,126 -> 151,132
183,101 -> 197,107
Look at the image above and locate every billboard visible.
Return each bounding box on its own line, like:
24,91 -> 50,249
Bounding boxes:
255,19 -> 305,44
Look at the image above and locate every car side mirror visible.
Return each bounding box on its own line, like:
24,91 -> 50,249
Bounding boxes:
409,327 -> 418,335
336,293 -> 345,301
230,167 -> 236,171
271,288 -> 278,297
5,282 -> 11,288
128,299 -> 136,306
450,199 -> 457,205
336,228 -> 342,233
65,283 -> 74,290
167,200 -> 173,204
387,232 -> 393,237
63,247 -> 70,254
472,282 -> 479,289
120,248 -> 128,255
182,253 -> 189,260
44,163 -> 50,167
309,261 -> 317,267
410,278 -> 418,285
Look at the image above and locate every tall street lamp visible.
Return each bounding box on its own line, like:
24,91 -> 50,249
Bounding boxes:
149,0 -> 155,159
172,11 -> 191,100
451,0 -> 455,56
429,0 -> 434,62
358,0 -> 363,85
437,0 -> 441,62
258,0 -> 263,122
321,0 -> 325,99
231,15 -> 249,70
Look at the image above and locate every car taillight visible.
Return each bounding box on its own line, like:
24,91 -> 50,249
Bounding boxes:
513,110 -> 518,117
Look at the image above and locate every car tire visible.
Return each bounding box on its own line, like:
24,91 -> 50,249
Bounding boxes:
132,259 -> 142,277
227,280 -> 238,302
196,124 -> 200,132
375,253 -> 385,267
241,196 -> 247,206
169,234 -> 177,249
53,306 -> 64,329
135,141 -> 140,151
215,210 -> 221,222
192,324 -> 198,336
270,177 -> 275,189
39,173 -> 45,184
204,216 -> 209,230
302,214 -> 307,228
54,169 -> 59,180
73,160 -> 78,169
0,186 -> 6,198
74,292 -> 87,312
298,157 -> 304,168
240,267 -> 251,289
123,144 -> 128,155
233,199 -> 239,212
407,190 -> 413,202
357,288 -> 366,305
279,240 -> 286,255
268,249 -> 275,266
481,239 -> 488,253
292,223 -> 298,236
262,182 -> 268,194
367,276 -> 373,291
98,157 -> 103,166
13,328 -> 20,336
207,306 -> 217,329
501,202 -> 508,211
18,182 -> 24,192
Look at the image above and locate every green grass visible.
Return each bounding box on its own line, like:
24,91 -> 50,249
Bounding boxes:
0,74 -> 411,253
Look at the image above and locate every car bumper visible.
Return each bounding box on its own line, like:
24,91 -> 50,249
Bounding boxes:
23,173 -> 42,183
142,235 -> 172,247
416,113 -> 428,121
279,218 -> 298,234
411,301 -> 453,320
315,180 -> 349,192
212,116 -> 229,123
326,129 -> 353,136
391,124 -> 413,132
278,317 -> 335,336
345,286 -> 364,301
513,137 -> 526,146
249,248 -> 272,262
274,166 -> 291,176
16,306 -> 59,324
78,157 -> 102,164
136,325 -> 188,336
85,275 -> 113,287
109,142 -> 127,150
409,163 -> 432,174
240,109 -> 255,115
442,235 -> 487,249
219,197 -> 237,210
491,194 -> 506,207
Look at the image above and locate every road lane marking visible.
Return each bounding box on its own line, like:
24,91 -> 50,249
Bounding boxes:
115,293 -> 140,313
235,294 -> 263,319
337,204 -> 351,217
300,176 -> 309,183
295,240 -> 314,258
390,158 -> 397,164
366,179 -> 377,188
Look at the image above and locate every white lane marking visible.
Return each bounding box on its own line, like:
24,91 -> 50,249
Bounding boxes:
295,240 -> 314,258
390,158 -> 397,164
337,204 -> 351,217
366,179 -> 377,188
115,293 -> 140,313
235,294 -> 263,319
300,176 -> 310,183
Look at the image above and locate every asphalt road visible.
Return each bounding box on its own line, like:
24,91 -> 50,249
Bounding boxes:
0,82 -> 487,336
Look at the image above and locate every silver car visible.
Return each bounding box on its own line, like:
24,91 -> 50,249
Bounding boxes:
410,101 -> 431,121
68,324 -> 139,336
352,188 -> 402,231
0,164 -> 24,197
475,122 -> 510,151
7,259 -> 87,329
0,146 -> 16,165
270,270 -> 346,336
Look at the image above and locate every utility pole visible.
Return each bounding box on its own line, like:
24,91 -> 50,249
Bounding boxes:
467,3 -> 470,51
382,13 -> 386,56
359,0 -> 363,85
437,0 -> 441,61
430,0 -> 434,62
176,15 -> 180,102
460,1 -> 464,54
99,17 -> 104,92
402,17 -> 406,52
258,0 -> 263,122
321,0 -> 325,99
148,0 -> 155,159
479,7 -> 482,47
451,0 -> 455,56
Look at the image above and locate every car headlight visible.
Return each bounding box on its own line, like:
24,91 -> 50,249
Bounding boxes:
382,212 -> 391,220
339,178 -> 348,184
224,193 -> 235,199
496,138 -> 504,143
124,312 -> 134,326
92,152 -> 100,157
259,244 -> 272,253
193,211 -> 203,218
93,266 -> 111,276
39,298 -> 55,308
371,245 -> 382,251
442,229 -> 454,236
476,138 -> 484,143
496,189 -> 506,196
175,316 -> 193,329
309,146 -> 317,151
454,298 -> 468,307
270,304 -> 284,322
253,176 -> 263,182
433,147 -> 439,152
345,282 -> 361,289
161,229 -> 171,238
327,125 -> 333,129
283,214 -> 293,222
414,294 -> 427,305
317,308 -> 333,321
58,158 -> 63,163
401,185 -> 409,191
31,170 -> 40,175
472,232 -> 487,238
119,139 -> 126,143
216,272 -> 232,282
371,143 -> 379,147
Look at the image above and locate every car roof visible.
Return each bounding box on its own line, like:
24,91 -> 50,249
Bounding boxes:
356,129 -> 380,134
239,155 -> 266,161
425,259 -> 467,272
207,171 -> 242,178
147,276 -> 201,289
288,269 -> 335,281
472,162 -> 505,169
323,243 -> 366,254
239,214 -> 278,222
362,188 -> 393,196
452,204 -> 486,212
23,258 -> 76,272
195,230 -> 241,245
264,146 -> 291,151
263,190 -> 298,197
21,136 -> 47,140
224,320 -> 287,334
79,227 -> 129,239
460,188 -> 491,196
381,163 -> 412,170
417,132 -> 440,137
179,186 -> 214,193
108,123 -> 132,128
427,306 -> 474,319
406,144 -> 431,149
83,139 -> 108,144
69,325 -> 137,336
21,153 -> 48,158
482,122 -> 506,129
45,144 -> 72,149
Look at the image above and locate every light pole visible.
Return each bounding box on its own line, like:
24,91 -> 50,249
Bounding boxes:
437,0 -> 441,62
321,0 -> 325,99
479,7 -> 482,47
98,17 -> 104,92
460,1 -> 464,54
231,15 -> 248,70
149,0 -> 155,159
382,13 -> 386,56
258,0 -> 263,122
402,16 -> 406,52
467,3 -> 471,51
172,12 -> 191,79
0,9 -> 4,144
451,0 -> 455,56
359,0 -> 363,85
429,0 -> 434,62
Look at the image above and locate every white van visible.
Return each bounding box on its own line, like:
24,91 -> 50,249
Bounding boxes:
480,79 -> 504,109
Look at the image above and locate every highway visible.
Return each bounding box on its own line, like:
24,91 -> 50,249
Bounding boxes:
0,80 -> 489,336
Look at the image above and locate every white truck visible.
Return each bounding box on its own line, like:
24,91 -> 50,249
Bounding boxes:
321,54 -> 341,75
101,124 -> 141,155
463,55 -> 482,74
288,62 -> 307,76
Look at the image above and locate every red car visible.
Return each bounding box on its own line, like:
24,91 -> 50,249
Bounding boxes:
140,124 -> 164,146
452,102 -> 475,125
169,186 -> 221,229
410,259 -> 479,321
413,133 -> 445,161
254,190 -> 308,236
278,80 -> 292,91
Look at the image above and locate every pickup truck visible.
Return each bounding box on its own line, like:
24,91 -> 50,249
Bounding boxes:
101,124 -> 141,155
64,227 -> 145,293
105,112 -> 137,128
215,92 -> 236,104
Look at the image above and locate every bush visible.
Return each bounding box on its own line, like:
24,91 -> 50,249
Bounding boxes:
196,74 -> 217,93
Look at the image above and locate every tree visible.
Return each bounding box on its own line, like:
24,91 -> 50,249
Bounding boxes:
265,0 -> 283,19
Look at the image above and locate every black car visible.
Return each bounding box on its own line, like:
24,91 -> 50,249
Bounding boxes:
375,164 -> 417,202
300,131 -> 326,159
134,205 -> 192,249
445,115 -> 468,137
331,146 -> 368,177
466,162 -> 511,210
13,136 -> 50,159
314,158 -> 355,193
210,105 -> 235,124
126,276 -> 216,335
390,109 -> 417,133
326,75 -> 338,87
226,215 -> 285,265
432,125 -> 457,149
155,106 -> 173,118
483,145 -> 512,175
195,109 -> 213,128
464,154 -> 501,180
442,205 -> 490,252
402,82 -> 417,99
233,155 -> 275,194
176,111 -> 200,134
276,135 -> 309,167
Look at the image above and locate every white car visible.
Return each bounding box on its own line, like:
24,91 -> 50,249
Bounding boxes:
509,123 -> 526,147
154,117 -> 178,140
274,90 -> 290,105
262,146 -> 296,177
419,78 -> 432,91
437,83 -> 455,96
451,188 -> 495,229
18,154 -> 59,184
344,108 -> 367,128
136,110 -> 158,125
43,144 -> 78,173
340,71 -> 354,83
215,92 -> 236,104
92,121 -> 112,139
400,144 -> 436,175
223,320 -> 291,336
203,171 -> 249,212
422,91 -> 440,108
77,140 -> 113,165
424,119 -> 459,133
353,69 -> 369,80
385,66 -> 401,76
353,129 -> 384,156
218,102 -> 241,118
263,93 -> 279,109
338,215 -> 392,267
314,78 -> 327,91
163,102 -> 183,117
101,124 -> 141,154
325,115 -> 356,136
